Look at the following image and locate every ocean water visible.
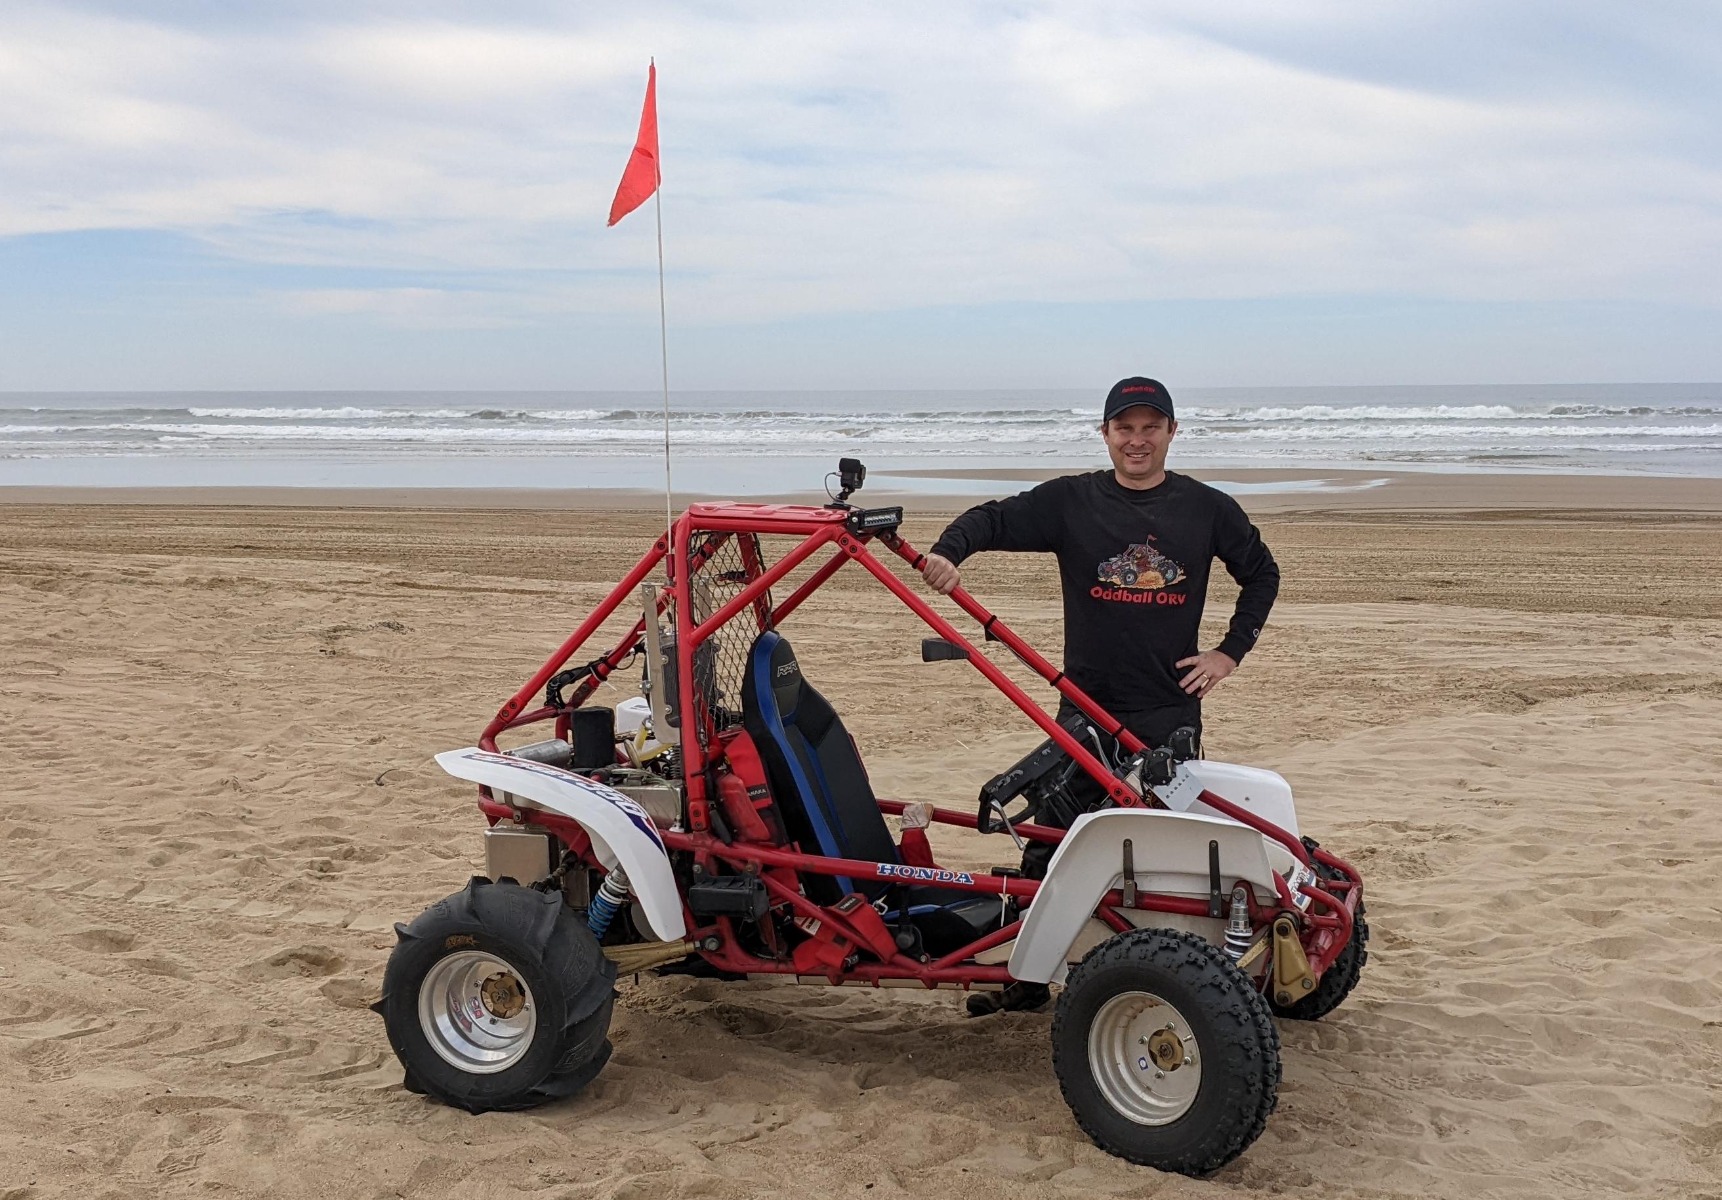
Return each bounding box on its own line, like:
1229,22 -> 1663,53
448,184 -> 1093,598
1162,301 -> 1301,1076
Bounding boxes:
0,384 -> 1716,492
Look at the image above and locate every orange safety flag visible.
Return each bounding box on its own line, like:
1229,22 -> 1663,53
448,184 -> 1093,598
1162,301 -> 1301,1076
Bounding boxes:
607,63 -> 659,226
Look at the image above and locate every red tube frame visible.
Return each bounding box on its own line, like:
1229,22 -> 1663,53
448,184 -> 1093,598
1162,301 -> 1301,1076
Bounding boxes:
473,501 -> 1361,987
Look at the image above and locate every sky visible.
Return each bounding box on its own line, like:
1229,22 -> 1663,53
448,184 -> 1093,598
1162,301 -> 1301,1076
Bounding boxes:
0,1 -> 1718,392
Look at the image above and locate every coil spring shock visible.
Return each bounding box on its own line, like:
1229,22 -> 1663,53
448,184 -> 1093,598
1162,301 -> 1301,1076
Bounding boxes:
1223,885 -> 1254,961
586,867 -> 632,938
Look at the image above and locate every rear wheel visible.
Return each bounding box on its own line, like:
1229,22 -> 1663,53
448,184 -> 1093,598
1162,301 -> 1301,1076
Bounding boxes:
374,877 -> 616,1112
1052,928 -> 1279,1176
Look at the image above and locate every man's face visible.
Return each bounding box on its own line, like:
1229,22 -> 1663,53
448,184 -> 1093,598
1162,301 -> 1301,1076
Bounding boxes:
1101,406 -> 1176,483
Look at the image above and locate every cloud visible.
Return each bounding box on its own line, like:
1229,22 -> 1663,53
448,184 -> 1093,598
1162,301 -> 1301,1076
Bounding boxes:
276,285 -> 525,328
0,0 -> 1718,336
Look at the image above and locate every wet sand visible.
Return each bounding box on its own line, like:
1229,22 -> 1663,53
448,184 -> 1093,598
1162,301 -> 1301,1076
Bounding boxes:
6,466 -> 1722,514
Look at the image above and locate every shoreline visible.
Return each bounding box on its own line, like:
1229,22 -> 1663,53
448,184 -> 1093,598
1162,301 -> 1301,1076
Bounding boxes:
5,467 -> 1722,513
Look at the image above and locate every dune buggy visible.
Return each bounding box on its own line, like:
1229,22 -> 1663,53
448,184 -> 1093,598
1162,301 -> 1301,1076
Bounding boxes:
373,460 -> 1367,1176
1097,537 -> 1184,589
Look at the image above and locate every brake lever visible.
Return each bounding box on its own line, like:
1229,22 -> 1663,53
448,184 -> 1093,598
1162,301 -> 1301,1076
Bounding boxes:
977,791 -> 1032,852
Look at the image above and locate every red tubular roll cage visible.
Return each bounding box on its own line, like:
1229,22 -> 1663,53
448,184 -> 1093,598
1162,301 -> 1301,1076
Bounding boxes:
473,501 -> 1360,985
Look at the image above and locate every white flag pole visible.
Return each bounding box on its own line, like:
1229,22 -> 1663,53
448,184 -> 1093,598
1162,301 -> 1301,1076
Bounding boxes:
653,188 -> 672,541
650,61 -> 672,545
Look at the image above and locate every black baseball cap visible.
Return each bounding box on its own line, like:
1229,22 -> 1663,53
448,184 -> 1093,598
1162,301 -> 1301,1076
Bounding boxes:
1103,377 -> 1175,423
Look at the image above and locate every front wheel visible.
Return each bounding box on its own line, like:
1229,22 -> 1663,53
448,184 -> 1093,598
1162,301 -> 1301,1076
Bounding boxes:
1051,928 -> 1280,1176
374,877 -> 616,1112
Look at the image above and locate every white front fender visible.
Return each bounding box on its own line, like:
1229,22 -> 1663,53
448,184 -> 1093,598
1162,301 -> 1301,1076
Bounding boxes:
435,748 -> 686,941
1007,809 -> 1279,985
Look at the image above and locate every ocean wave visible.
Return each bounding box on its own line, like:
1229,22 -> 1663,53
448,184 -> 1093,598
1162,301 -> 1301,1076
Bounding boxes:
11,403 -> 1710,428
14,419 -> 1722,448
4,391 -> 1718,482
1173,403 -> 1722,421
1180,403 -> 1522,421
1179,422 -> 1722,441
186,406 -> 486,420
7,399 -> 1720,430
94,422 -> 1104,446
565,407 -> 1086,424
1544,404 -> 1721,418
165,405 -> 1090,425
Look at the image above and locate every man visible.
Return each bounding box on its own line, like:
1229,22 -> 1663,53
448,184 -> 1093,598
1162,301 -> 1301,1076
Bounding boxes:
919,377 -> 1280,1014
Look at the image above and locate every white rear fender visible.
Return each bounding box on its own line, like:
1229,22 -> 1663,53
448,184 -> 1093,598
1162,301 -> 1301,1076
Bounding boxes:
435,748 -> 686,941
1007,809 -> 1279,985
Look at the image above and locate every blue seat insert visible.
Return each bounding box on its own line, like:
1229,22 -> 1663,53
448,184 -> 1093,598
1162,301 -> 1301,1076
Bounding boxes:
741,631 -> 899,903
740,631 -> 1011,950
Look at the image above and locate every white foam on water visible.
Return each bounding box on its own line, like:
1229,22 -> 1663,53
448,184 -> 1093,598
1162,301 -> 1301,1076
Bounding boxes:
3,386 -> 1717,485
186,406 -> 481,420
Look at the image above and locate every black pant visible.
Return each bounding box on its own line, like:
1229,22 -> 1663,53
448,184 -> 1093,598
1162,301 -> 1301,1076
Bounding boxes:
1019,701 -> 1201,880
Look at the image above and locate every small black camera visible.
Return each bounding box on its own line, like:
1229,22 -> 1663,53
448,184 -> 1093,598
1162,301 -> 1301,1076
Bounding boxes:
831,457 -> 867,504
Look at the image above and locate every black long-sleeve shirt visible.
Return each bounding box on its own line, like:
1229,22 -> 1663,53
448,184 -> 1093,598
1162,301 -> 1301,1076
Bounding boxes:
930,470 -> 1279,720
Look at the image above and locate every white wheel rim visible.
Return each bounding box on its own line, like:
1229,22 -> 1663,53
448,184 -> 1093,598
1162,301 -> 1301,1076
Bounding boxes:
418,951 -> 538,1075
1087,990 -> 1202,1125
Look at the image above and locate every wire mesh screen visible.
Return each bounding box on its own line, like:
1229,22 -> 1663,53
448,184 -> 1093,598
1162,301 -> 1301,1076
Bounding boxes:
685,532 -> 774,739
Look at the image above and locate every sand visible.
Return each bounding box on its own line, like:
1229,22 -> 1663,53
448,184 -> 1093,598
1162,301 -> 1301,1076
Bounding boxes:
2,478 -> 1720,1199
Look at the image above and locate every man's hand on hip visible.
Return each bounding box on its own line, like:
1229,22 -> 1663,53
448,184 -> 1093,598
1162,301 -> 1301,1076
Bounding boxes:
1175,650 -> 1238,698
920,552 -> 961,595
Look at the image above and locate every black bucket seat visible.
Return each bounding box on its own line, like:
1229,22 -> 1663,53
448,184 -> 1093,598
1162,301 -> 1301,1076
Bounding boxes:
741,631 -> 1008,955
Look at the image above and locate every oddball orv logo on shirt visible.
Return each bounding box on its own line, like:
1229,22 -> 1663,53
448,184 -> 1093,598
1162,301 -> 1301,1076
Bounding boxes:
1091,537 -> 1189,605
